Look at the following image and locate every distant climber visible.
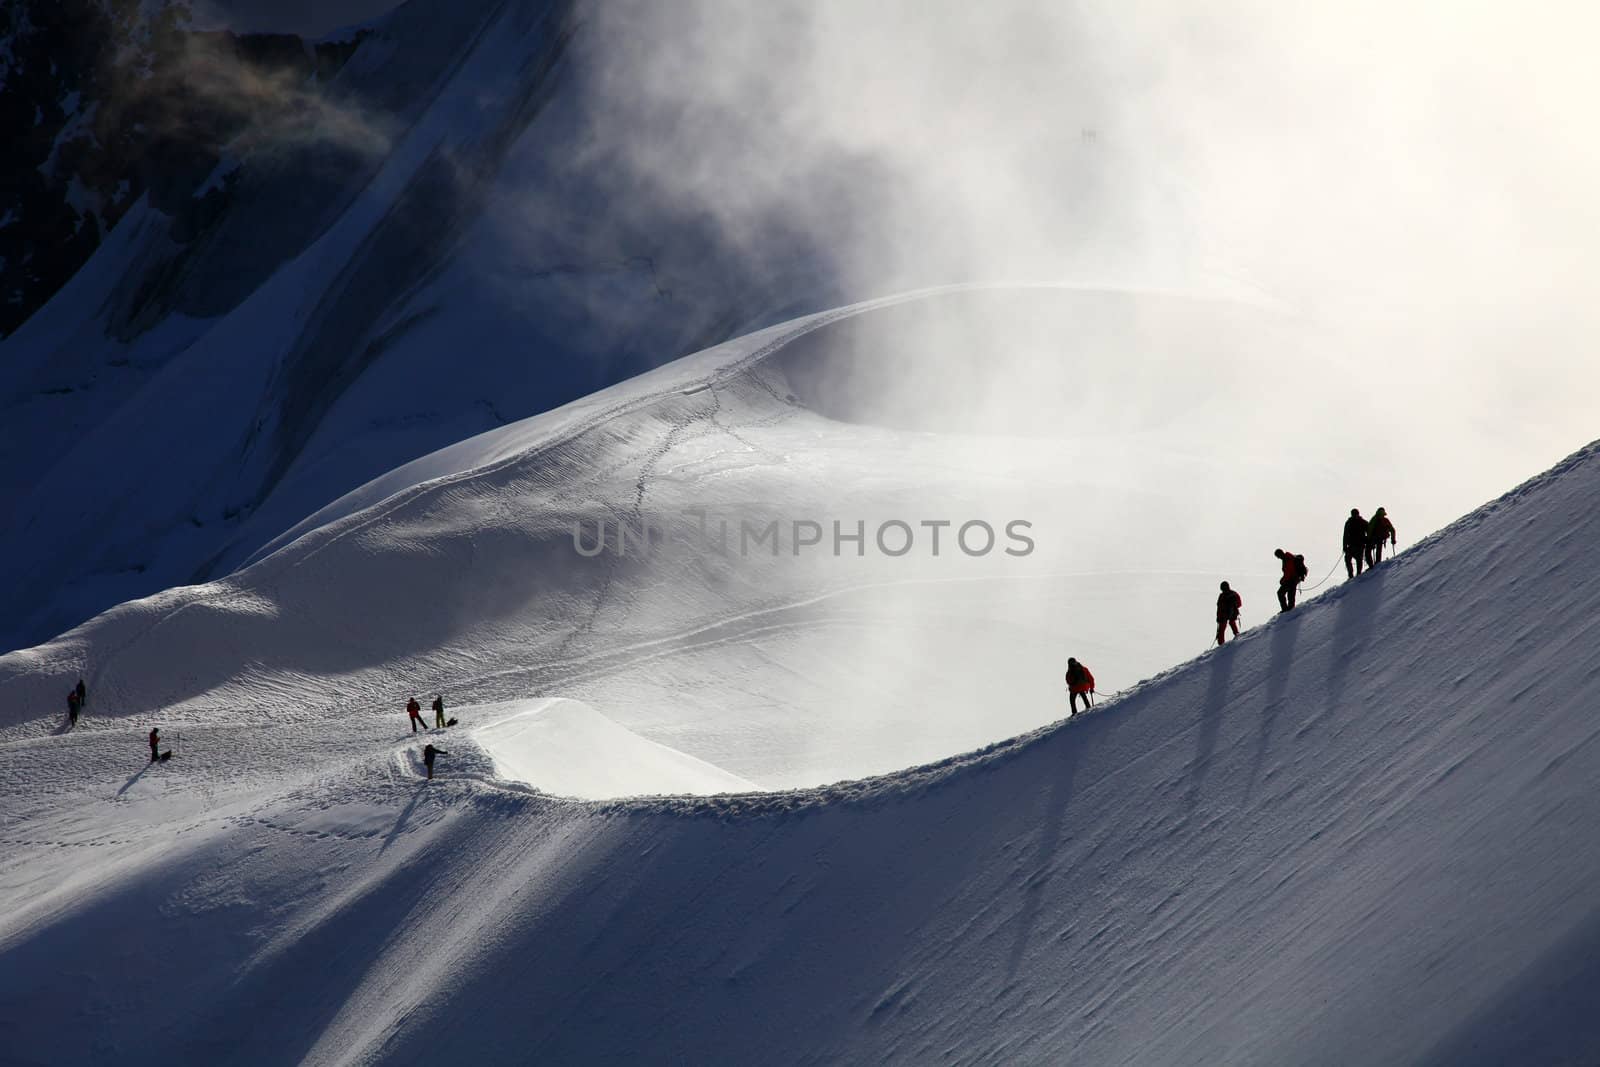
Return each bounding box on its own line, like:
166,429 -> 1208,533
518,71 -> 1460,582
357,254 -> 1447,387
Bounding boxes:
423,743 -> 448,780
75,678 -> 87,708
67,689 -> 81,728
1343,508 -> 1368,578
1366,507 -> 1397,567
1216,581 -> 1242,645
1275,549 -> 1307,612
149,727 -> 162,762
432,694 -> 446,729
406,697 -> 424,733
1064,657 -> 1096,715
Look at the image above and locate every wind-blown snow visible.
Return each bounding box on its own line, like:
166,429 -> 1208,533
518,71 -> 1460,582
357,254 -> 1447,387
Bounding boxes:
0,0 -> 849,655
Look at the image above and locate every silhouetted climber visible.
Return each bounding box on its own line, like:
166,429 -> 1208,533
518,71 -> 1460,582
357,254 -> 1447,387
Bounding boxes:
423,743 -> 448,780
1064,657 -> 1096,715
149,727 -> 161,763
406,697 -> 424,733
1366,507 -> 1396,567
75,678 -> 87,707
432,694 -> 446,729
1216,581 -> 1242,645
1343,508 -> 1368,578
67,689 -> 81,728
1275,549 -> 1307,612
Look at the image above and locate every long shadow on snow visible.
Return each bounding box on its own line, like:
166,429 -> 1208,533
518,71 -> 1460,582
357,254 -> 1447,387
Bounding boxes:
1184,644 -> 1236,810
380,780 -> 430,854
404,772 -> 1062,1060
1318,566 -> 1390,740
1003,730 -> 1086,981
181,794 -> 472,1066
0,794 -> 463,1067
400,706 -> 1166,1064
1246,611 -> 1302,800
115,763 -> 155,797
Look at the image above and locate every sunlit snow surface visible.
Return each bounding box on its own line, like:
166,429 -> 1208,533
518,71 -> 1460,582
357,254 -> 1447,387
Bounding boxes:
2,426 -> 1599,1063
4,279 -> 1600,1060
472,698 -> 758,797
9,284 -> 1328,792
0,284 -> 1581,796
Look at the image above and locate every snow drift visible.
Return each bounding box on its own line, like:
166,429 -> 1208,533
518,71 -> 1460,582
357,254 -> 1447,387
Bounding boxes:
471,697 -> 757,798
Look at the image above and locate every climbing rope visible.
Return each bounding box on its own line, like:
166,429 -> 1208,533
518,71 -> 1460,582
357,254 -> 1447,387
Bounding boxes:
1300,551 -> 1345,593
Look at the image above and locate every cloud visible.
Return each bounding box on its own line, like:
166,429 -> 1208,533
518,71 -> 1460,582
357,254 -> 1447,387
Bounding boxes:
571,0 -> 1600,501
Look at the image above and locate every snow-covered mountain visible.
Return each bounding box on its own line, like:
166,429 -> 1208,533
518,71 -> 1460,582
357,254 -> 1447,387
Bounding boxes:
0,281 -> 1493,789
0,1 -> 369,337
5,2 -> 1600,1062
7,0 -> 1595,663
2,322 -> 1597,1059
0,0 -> 850,654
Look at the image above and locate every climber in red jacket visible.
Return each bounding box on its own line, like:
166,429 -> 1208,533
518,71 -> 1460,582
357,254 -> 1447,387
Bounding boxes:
1065,657 -> 1096,715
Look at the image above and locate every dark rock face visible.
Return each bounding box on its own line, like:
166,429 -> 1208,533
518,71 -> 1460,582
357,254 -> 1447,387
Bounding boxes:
0,0 -> 366,338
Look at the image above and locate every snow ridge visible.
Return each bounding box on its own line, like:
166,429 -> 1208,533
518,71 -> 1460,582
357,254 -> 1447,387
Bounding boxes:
4,430 -> 1600,1063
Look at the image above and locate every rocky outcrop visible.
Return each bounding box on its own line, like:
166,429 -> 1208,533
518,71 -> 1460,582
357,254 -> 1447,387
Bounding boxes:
0,0 -> 366,338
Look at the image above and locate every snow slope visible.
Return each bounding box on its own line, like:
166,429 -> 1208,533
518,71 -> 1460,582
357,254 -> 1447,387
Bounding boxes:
6,0 -> 1592,670
0,282 -> 1586,793
471,697 -> 758,798
0,0 -> 843,654
0,283 -> 1392,791
3,426 -> 1599,1062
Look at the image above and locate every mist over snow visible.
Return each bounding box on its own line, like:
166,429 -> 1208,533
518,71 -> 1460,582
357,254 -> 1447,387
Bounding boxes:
4,0 -> 1597,652
582,0 -> 1600,499
2,1 -> 1599,1063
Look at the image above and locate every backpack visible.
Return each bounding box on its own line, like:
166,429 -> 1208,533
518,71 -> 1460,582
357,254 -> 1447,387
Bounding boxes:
1293,554 -> 1308,582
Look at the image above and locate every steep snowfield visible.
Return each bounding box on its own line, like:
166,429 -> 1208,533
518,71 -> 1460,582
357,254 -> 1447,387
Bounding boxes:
3,418 -> 1599,1062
